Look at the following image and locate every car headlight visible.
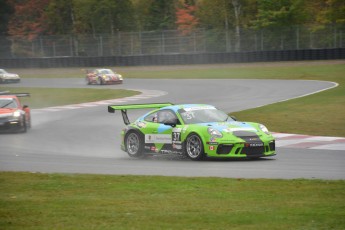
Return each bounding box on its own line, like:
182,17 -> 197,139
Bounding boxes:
118,75 -> 123,80
208,127 -> 223,138
259,124 -> 270,134
13,110 -> 21,117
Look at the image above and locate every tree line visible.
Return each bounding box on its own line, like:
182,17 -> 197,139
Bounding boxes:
1,0 -> 344,40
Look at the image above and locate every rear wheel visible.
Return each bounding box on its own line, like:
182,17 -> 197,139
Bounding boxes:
184,133 -> 205,160
125,132 -> 143,157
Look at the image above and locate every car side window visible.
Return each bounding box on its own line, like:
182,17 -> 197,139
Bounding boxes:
144,112 -> 158,123
144,110 -> 180,124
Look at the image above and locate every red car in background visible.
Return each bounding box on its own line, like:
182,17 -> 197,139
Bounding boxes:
85,68 -> 123,85
0,92 -> 31,133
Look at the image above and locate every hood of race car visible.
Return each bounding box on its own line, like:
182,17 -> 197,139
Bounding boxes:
0,108 -> 17,117
202,121 -> 264,137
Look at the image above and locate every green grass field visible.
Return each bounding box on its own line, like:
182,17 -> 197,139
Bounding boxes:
1,172 -> 345,229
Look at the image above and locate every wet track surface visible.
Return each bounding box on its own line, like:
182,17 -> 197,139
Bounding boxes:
1,78 -> 344,179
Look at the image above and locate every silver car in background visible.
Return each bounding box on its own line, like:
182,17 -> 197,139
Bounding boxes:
0,69 -> 20,83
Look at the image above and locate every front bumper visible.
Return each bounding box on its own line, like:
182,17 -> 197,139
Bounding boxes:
104,79 -> 123,84
0,78 -> 20,83
0,117 -> 24,132
205,140 -> 276,158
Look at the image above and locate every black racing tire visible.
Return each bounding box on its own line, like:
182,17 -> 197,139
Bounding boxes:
125,131 -> 144,157
184,133 -> 205,161
21,116 -> 27,133
98,77 -> 104,85
86,77 -> 91,85
27,115 -> 31,129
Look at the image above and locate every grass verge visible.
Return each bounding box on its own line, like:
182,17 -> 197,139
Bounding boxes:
0,87 -> 140,109
1,172 -> 345,229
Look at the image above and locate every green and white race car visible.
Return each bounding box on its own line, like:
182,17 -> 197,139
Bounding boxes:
108,103 -> 276,160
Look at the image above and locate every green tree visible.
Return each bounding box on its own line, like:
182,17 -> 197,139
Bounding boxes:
0,0 -> 13,35
73,0 -> 134,34
251,0 -> 308,29
46,0 -> 74,34
0,0 -> 14,57
144,0 -> 177,30
313,0 -> 345,25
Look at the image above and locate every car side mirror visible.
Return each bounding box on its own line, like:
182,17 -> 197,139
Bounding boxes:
164,118 -> 178,127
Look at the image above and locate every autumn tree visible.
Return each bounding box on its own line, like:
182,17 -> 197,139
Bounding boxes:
308,0 -> 345,26
8,0 -> 50,40
176,2 -> 199,35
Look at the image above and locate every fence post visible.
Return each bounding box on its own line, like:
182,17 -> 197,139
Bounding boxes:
334,26 -> 337,48
260,30 -> 264,51
31,41 -> 35,57
70,36 -> 73,56
193,31 -> 196,53
53,42 -> 56,57
139,31 -> 142,55
161,31 -> 165,54
40,37 -> 44,57
296,26 -> 300,50
118,32 -> 121,55
99,35 -> 103,56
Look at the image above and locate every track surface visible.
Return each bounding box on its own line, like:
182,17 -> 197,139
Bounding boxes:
1,78 -> 344,179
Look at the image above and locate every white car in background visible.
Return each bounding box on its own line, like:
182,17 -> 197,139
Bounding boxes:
0,69 -> 20,83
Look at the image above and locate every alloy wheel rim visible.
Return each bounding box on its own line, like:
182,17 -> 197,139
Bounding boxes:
127,133 -> 139,155
187,135 -> 202,158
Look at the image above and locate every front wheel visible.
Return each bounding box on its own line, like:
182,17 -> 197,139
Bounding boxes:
98,77 -> 104,85
21,116 -> 27,133
184,133 -> 205,160
85,77 -> 91,85
125,132 -> 143,157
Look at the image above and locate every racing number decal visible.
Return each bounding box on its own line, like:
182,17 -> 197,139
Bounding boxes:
172,128 -> 182,149
173,131 -> 181,142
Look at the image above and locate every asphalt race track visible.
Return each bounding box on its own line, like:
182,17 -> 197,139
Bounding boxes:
1,78 -> 344,180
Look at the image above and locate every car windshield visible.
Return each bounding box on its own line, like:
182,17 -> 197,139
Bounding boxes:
99,69 -> 114,74
178,107 -> 232,124
0,69 -> 7,74
0,98 -> 18,108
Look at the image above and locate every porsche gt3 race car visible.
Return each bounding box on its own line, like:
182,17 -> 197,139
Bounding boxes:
85,68 -> 123,85
0,92 -> 31,133
0,69 -> 20,83
108,103 -> 276,160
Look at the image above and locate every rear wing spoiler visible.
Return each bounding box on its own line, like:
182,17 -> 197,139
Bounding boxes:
0,91 -> 30,97
108,103 -> 173,125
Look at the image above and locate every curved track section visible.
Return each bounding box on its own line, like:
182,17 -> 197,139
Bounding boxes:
1,78 -> 344,179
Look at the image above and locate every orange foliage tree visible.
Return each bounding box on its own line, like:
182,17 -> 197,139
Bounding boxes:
175,3 -> 199,35
8,0 -> 50,41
